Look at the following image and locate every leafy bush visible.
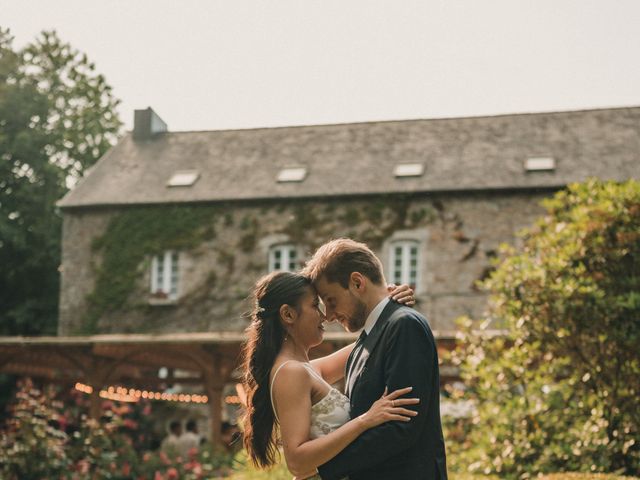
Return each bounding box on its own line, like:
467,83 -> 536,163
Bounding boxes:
451,179 -> 640,478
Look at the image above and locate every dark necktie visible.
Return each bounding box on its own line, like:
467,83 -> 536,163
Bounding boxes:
346,330 -> 368,397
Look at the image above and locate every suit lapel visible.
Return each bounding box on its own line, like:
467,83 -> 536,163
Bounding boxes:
346,301 -> 402,397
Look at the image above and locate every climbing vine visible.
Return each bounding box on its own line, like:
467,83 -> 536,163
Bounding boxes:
81,204 -> 221,334
279,195 -> 436,250
80,195 -> 440,334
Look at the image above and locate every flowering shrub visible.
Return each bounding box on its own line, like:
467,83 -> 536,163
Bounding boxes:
0,379 -> 236,479
0,379 -> 70,479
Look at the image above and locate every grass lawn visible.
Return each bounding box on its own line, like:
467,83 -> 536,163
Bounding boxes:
226,452 -> 637,480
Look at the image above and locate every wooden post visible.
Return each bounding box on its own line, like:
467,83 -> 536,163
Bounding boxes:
86,363 -> 103,420
207,384 -> 223,448
86,357 -> 114,421
89,387 -> 101,420
201,352 -> 228,448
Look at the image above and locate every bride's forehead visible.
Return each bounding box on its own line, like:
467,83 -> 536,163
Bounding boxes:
300,286 -> 318,300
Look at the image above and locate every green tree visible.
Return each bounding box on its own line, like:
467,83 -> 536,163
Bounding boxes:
0,28 -> 121,335
453,179 -> 640,478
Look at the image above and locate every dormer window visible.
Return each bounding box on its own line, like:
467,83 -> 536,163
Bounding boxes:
394,163 -> 424,178
525,157 -> 555,172
268,244 -> 298,272
167,170 -> 199,187
277,167 -> 307,183
150,251 -> 179,301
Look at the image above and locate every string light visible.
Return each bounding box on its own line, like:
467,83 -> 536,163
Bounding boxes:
74,382 -> 209,404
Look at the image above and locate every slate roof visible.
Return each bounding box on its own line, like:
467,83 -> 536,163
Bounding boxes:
58,106 -> 640,209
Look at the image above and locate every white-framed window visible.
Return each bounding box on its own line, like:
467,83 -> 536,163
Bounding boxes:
389,240 -> 420,289
268,244 -> 298,272
150,251 -> 179,300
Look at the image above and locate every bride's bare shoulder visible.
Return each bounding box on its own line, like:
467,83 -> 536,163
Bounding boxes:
271,360 -> 312,391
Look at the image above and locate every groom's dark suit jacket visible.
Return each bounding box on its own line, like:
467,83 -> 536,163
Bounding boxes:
317,301 -> 448,480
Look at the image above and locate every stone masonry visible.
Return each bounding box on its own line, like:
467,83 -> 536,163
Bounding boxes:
58,190 -> 548,336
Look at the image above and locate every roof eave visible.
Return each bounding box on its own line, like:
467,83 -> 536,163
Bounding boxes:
57,184 -> 567,211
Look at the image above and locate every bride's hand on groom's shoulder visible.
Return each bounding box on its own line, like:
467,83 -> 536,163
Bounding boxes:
387,283 -> 416,306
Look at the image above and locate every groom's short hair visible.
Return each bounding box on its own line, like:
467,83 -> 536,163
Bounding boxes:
302,238 -> 384,288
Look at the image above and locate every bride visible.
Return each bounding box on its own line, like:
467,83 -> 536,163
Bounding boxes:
240,271 -> 419,479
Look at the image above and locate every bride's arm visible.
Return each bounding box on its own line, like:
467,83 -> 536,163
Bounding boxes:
310,342 -> 355,384
274,363 -> 418,477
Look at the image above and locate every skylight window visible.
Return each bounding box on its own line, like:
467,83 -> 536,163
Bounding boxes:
394,163 -> 424,177
525,157 -> 555,172
167,170 -> 200,187
277,167 -> 307,183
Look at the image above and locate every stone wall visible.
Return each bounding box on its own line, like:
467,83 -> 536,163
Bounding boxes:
58,190 -> 550,336
59,209 -> 115,335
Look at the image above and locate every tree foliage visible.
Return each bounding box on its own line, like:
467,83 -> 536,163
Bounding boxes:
453,179 -> 640,478
0,28 -> 121,335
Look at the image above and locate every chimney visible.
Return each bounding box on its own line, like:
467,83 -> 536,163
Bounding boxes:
133,107 -> 168,141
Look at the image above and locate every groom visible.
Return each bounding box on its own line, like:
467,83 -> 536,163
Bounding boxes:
302,238 -> 448,480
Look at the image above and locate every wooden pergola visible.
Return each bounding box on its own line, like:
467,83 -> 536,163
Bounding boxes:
0,330 -> 460,445
0,331 -> 358,445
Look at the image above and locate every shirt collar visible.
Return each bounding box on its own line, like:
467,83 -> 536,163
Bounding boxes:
363,296 -> 390,335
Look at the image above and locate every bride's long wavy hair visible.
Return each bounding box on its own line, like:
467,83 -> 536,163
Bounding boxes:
240,271 -> 312,468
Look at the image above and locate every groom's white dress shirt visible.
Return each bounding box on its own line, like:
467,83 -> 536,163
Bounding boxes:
345,297 -> 390,397
363,296 -> 390,335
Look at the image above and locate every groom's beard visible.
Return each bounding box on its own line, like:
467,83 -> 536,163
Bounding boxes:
344,293 -> 368,333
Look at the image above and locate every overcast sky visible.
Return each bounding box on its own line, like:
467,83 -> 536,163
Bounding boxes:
3,0 -> 640,132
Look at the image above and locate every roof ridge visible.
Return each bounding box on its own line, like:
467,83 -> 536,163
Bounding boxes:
125,105 -> 640,135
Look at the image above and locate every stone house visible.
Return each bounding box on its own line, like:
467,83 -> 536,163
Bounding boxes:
57,106 -> 639,339
15,105 -> 630,441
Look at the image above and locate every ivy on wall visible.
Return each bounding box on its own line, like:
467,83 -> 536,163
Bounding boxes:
80,195 -> 440,334
280,195 -> 437,251
81,205 -> 221,334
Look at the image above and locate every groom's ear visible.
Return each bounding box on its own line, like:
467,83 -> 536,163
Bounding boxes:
349,272 -> 366,293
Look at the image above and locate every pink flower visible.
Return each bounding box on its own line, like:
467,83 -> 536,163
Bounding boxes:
123,418 -> 138,430
188,447 -> 198,460
159,451 -> 171,465
167,467 -> 179,480
154,472 -> 164,480
122,462 -> 131,476
77,460 -> 90,474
